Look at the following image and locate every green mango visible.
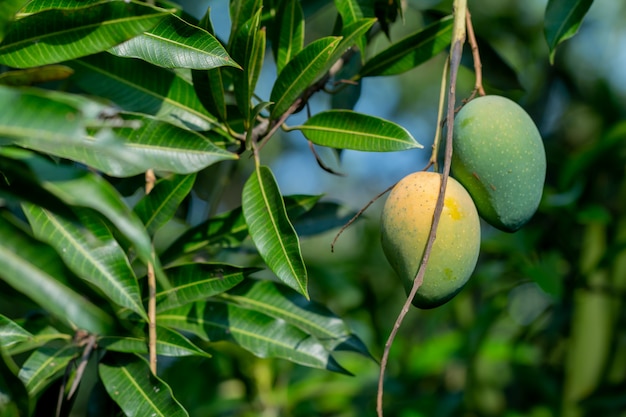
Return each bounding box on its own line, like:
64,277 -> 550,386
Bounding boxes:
452,95 -> 546,232
380,172 -> 481,309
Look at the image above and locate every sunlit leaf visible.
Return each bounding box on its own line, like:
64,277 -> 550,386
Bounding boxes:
269,36 -> 341,119
67,53 -> 220,131
292,110 -> 422,151
0,314 -> 33,348
219,280 -> 373,356
110,14 -> 239,70
333,0 -> 374,55
0,1 -> 170,68
359,15 -> 453,77
545,0 -> 594,63
18,343 -> 80,396
274,0 -> 305,74
158,301 -> 351,374
98,326 -> 211,358
0,216 -> 114,335
22,204 -> 146,319
99,352 -> 188,417
242,166 -> 308,298
134,174 -> 196,236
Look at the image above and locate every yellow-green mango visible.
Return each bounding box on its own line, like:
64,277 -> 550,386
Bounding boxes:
451,95 -> 546,232
380,171 -> 481,309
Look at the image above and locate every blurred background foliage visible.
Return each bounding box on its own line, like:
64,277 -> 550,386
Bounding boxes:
155,0 -> 626,416
4,0 -> 625,416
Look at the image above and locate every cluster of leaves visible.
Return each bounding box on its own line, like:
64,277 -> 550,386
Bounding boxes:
0,0 -> 599,415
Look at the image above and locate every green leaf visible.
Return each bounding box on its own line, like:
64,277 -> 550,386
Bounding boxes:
0,314 -> 33,348
333,0 -> 374,56
155,263 -> 255,312
99,352 -> 189,417
359,15 -> 454,77
242,166 -> 308,298
231,9 -> 265,125
160,194 -> 322,265
229,0 -> 263,47
292,109 -> 422,151
0,216 -> 114,335
269,36 -> 342,119
219,280 -> 373,356
22,204 -> 147,319
192,67 -> 227,122
0,0 -> 28,41
134,174 -> 196,236
0,64 -> 74,86
292,201 -> 357,237
99,326 -> 211,358
67,53 -> 220,131
5,319 -> 69,356
274,0 -> 305,74
158,301 -> 351,374
18,343 -> 80,396
109,14 -> 239,70
331,18 -> 376,65
0,1 -> 170,68
545,0 -> 594,63
0,352 -> 29,417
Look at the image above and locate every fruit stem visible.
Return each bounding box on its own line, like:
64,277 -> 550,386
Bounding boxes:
465,10 -> 486,98
430,55 -> 450,173
376,1 -> 467,416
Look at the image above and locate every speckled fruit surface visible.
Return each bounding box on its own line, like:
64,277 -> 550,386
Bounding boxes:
451,95 -> 546,232
380,172 -> 481,309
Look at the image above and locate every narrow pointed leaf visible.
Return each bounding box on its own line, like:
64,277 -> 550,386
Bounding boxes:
270,36 -> 342,119
219,280 -> 373,356
99,352 -> 188,417
359,15 -> 453,77
291,201 -> 357,237
160,195 -> 322,265
0,216 -> 114,335
110,14 -> 239,70
134,174 -> 196,236
155,263 -> 255,312
0,352 -> 29,417
294,109 -> 422,151
330,18 -> 376,65
0,0 -> 28,41
192,67 -> 227,122
22,204 -> 146,319
545,0 -> 593,63
229,0 -> 262,47
242,166 -> 308,297
274,0 -> 305,73
333,0 -> 374,56
98,326 -> 211,358
6,320 -> 69,356
0,1 -> 170,68
158,301 -> 350,374
0,314 -> 34,348
67,53 -> 220,131
0,65 -> 74,86
18,343 -> 80,396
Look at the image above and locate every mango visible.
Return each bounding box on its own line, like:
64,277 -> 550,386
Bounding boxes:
380,172 -> 481,309
451,95 -> 546,232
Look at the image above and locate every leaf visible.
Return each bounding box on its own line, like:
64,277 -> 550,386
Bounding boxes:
0,0 -> 28,41
67,53 -> 220,131
242,166 -> 308,298
330,18 -> 376,65
22,204 -> 147,319
0,64 -> 74,86
18,343 -> 80,396
0,352 -> 29,417
0,1 -> 170,68
292,201 -> 357,237
0,216 -> 114,335
98,326 -> 210,358
228,0 -> 262,47
99,352 -> 189,417
155,263 -> 256,312
274,0 -> 305,74
157,301 -> 351,374
545,0 -> 594,63
219,280 -> 372,356
292,110 -> 422,151
231,9 -> 265,125
160,195 -> 322,265
109,14 -> 239,70
333,0 -> 374,56
269,36 -> 342,119
0,314 -> 33,348
192,67 -> 227,122
134,174 -> 196,236
359,15 -> 454,77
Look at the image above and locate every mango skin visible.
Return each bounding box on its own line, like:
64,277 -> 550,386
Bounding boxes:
380,172 -> 481,309
451,95 -> 546,232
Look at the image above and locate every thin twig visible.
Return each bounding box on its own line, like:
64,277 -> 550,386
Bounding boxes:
465,10 -> 486,98
145,168 -> 158,376
330,182 -> 397,252
308,141 -> 346,176
376,1 -> 467,415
